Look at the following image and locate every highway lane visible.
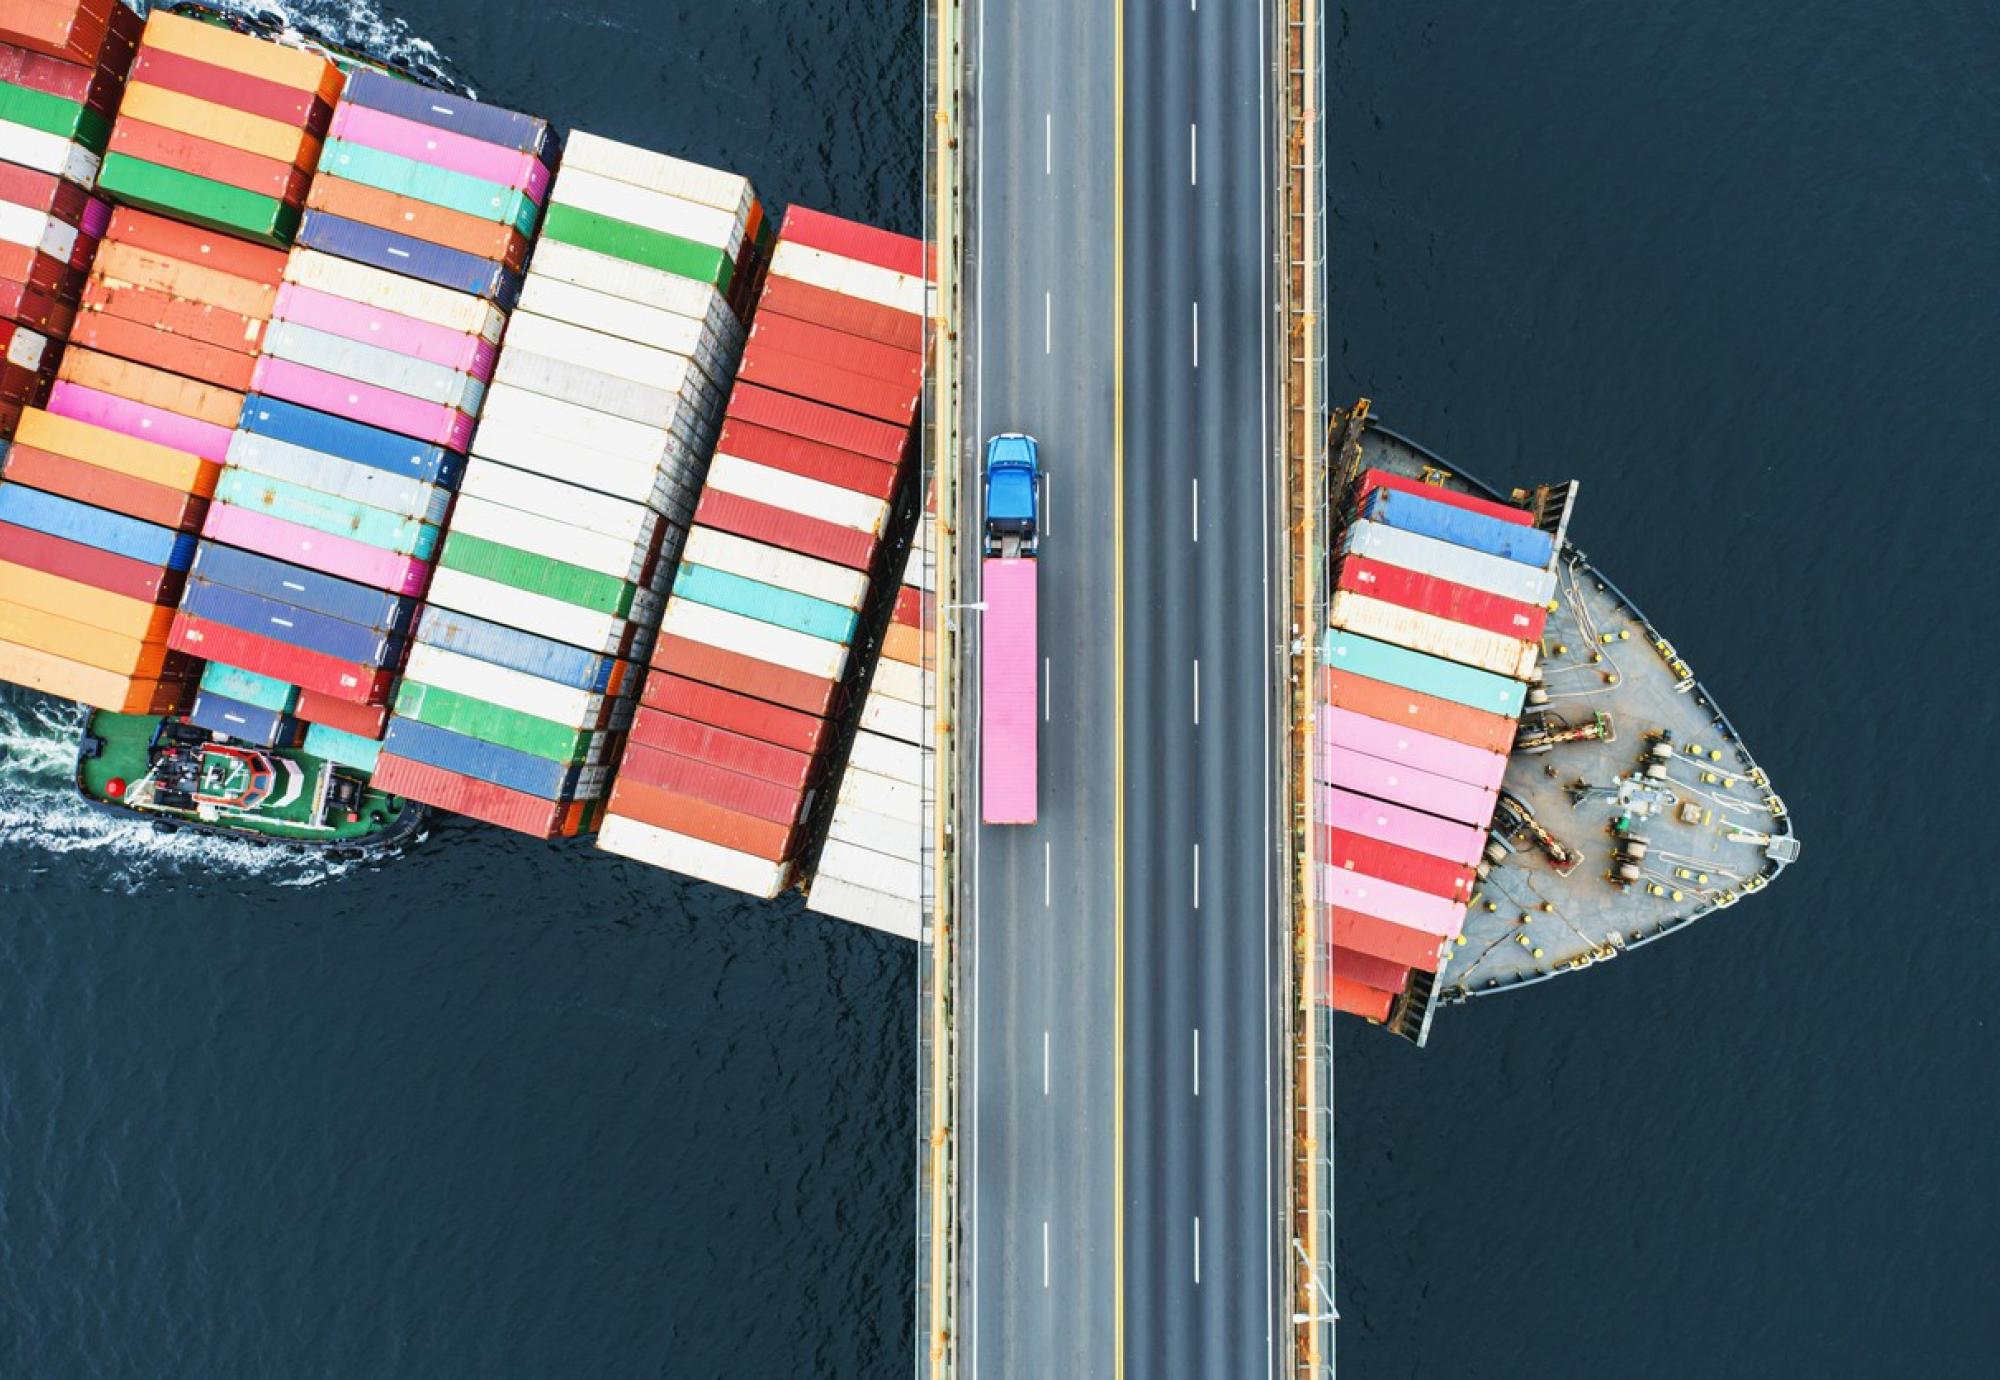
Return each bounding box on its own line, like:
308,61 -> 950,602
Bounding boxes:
1122,1 -> 1287,1377
959,0 -> 1119,1375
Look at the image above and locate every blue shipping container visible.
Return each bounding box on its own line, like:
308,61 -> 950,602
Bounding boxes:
1360,488 -> 1556,570
382,716 -> 587,800
190,541 -> 419,635
340,69 -> 556,161
225,431 -> 455,527
296,212 -> 524,307
0,483 -> 196,570
189,691 -> 302,748
238,395 -> 463,488
182,579 -> 405,669
200,660 -> 301,713
414,604 -> 623,694
304,721 -> 382,773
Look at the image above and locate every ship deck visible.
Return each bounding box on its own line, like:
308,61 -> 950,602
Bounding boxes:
1347,424 -> 1799,1022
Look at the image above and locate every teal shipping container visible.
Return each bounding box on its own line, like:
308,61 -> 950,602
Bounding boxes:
215,468 -> 442,560
1321,628 -> 1526,718
319,139 -> 543,236
673,563 -> 861,645
200,661 -> 302,713
305,721 -> 383,773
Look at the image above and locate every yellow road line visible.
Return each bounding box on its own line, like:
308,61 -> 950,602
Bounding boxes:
1111,0 -> 1126,1372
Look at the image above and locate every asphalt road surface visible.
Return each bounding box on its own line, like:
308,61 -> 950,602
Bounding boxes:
958,1 -> 1286,1375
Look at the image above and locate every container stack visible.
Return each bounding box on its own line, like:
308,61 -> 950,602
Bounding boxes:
170,75 -> 549,774
595,206 -> 926,898
0,203 -> 287,715
94,11 -> 341,246
1318,469 -> 1558,1021
370,132 -> 764,837
803,490 -> 932,938
0,0 -> 139,439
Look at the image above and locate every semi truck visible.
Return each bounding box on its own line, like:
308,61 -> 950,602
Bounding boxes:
981,434 -> 1038,825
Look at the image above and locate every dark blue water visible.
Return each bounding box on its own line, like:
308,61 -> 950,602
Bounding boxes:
2,0 -> 1991,1374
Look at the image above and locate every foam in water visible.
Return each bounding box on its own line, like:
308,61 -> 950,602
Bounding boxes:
142,0 -> 464,92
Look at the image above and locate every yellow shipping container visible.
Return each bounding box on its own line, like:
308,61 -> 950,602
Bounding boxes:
0,640 -> 183,715
12,409 -> 220,498
0,600 -> 174,677
0,564 -> 178,642
117,84 -> 323,170
140,12 -> 345,105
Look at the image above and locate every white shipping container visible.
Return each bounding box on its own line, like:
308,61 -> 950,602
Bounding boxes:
681,527 -> 870,611
445,493 -> 656,583
403,642 -> 616,728
596,813 -> 791,898
475,424 -> 681,513
866,657 -> 927,707
548,166 -> 744,255
1342,520 -> 1558,605
846,729 -> 923,787
476,381 -> 689,467
262,320 -> 484,411
504,311 -> 715,396
0,201 -> 78,262
559,132 -> 754,220
1328,590 -> 1540,682
0,120 -> 99,187
705,454 -> 890,537
835,763 -> 922,825
493,347 -> 714,439
3,321 -> 47,371
768,240 -> 925,317
224,431 -> 451,526
802,874 -> 921,941
858,693 -> 925,747
425,567 -> 652,656
826,802 -> 921,861
526,238 -> 742,348
283,248 -> 506,340
458,458 -> 661,546
658,597 -> 849,681
514,275 -> 732,385
815,838 -> 921,901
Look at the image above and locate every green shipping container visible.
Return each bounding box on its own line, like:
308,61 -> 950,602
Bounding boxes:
304,721 -> 382,773
436,530 -> 643,617
95,155 -> 300,246
395,680 -> 602,765
1321,628 -> 1526,718
673,564 -> 859,646
0,81 -> 111,152
539,202 -> 733,292
215,468 -> 440,559
320,139 -> 542,236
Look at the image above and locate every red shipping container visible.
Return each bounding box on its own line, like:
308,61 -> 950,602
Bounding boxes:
714,418 -> 900,500
0,518 -> 176,603
167,612 -> 394,704
725,381 -> 910,464
293,688 -> 389,740
1337,555 -> 1548,643
371,752 -> 586,838
613,739 -> 806,827
0,242 -> 88,300
68,310 -> 258,391
606,777 -> 794,862
892,586 -> 923,628
1352,467 -> 1534,528
745,314 -> 921,389
650,633 -> 840,720
1322,827 -> 1477,902
0,358 -> 53,407
1328,945 -> 1410,994
1330,906 -> 1447,973
81,279 -> 267,356
779,206 -> 925,277
0,161 -> 99,228
0,278 -> 75,337
624,706 -> 816,790
0,30 -> 132,113
128,46 -> 331,130
756,274 -> 924,353
640,671 -> 829,757
103,207 -> 288,286
0,0 -> 140,70
737,344 -> 920,427
0,444 -> 205,531
107,119 -> 313,206
1328,975 -> 1395,1023
692,489 -> 877,572
1319,667 -> 1516,755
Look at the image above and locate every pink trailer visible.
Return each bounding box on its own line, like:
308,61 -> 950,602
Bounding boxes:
330,104 -> 553,199
1323,706 -> 1507,791
46,380 -> 235,462
273,284 -> 500,377
980,556 -> 1036,825
252,356 -> 476,450
1318,785 -> 1487,867
203,502 -> 432,596
1320,865 -> 1466,936
1325,744 -> 1497,829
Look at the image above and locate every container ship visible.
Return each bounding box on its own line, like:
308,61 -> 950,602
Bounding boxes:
1313,403 -> 1801,1041
0,1 -> 930,880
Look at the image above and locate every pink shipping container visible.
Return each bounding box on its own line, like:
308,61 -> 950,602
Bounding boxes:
980,557 -> 1036,825
1320,865 -> 1466,936
1318,784 -> 1488,868
272,284 -> 501,376
252,356 -> 476,450
1325,743 -> 1496,829
1323,705 -> 1507,791
202,502 -> 432,596
330,104 -> 553,199
47,381 -> 234,462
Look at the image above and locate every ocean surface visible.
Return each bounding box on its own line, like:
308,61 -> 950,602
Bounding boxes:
1,0 -> 1990,1376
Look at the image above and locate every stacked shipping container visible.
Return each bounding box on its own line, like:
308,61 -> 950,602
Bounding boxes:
1318,469 -> 1559,1021
595,206 -> 926,896
0,0 -> 138,440
172,73 -> 549,772
371,132 -> 766,836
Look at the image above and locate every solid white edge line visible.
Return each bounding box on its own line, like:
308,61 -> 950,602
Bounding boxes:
1257,0 -> 1275,1370
970,3 -> 985,1369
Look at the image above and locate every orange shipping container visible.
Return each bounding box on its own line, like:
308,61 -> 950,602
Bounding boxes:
880,621 -> 925,667
104,207 -> 288,286
0,562 -> 177,641
56,348 -> 244,429
68,310 -> 259,391
306,176 -> 532,268
115,84 -> 322,171
0,640 -> 188,715
0,600 -> 176,677
82,278 -> 268,356
0,446 -> 208,532
91,240 -> 284,322
605,777 -> 796,861
13,408 -> 219,495
139,11 -> 344,105
1319,666 -> 1516,755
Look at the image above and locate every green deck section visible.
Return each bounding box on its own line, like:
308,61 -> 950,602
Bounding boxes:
77,712 -> 402,844
95,155 -> 300,247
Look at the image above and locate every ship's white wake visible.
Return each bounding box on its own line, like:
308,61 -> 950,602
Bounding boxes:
142,0 -> 463,92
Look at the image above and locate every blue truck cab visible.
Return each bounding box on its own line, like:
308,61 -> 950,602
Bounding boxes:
983,433 -> 1039,558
